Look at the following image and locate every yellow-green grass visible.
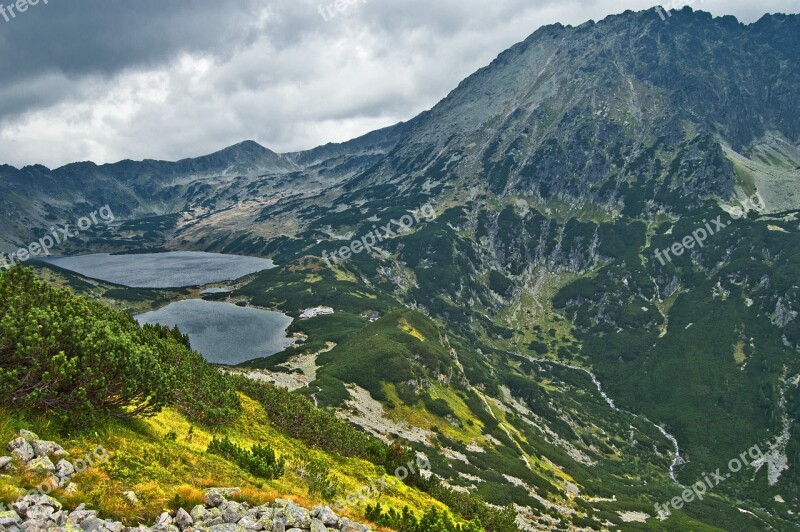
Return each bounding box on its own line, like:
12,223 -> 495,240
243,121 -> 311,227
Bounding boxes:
491,270 -> 582,359
381,384 -> 485,444
333,269 -> 358,283
398,318 -> 426,342
0,394 -> 447,528
425,385 -> 485,441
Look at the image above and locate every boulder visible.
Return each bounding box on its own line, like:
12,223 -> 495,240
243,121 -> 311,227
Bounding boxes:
67,508 -> 99,525
154,512 -> 173,527
220,501 -> 246,524
56,459 -> 76,478
256,515 -> 274,530
190,505 -> 210,523
26,494 -> 61,510
255,507 -> 273,521
49,510 -> 68,526
8,438 -> 34,462
203,489 -> 226,508
339,517 -> 371,532
312,506 -> 338,527
80,517 -> 108,531
208,525 -> 247,532
341,525 -> 372,532
284,504 -> 311,529
236,515 -> 262,530
123,491 -> 141,506
20,517 -> 51,530
0,510 -> 21,527
24,504 -> 54,520
174,508 -> 193,529
32,440 -> 68,458
310,518 -> 328,532
0,456 -> 14,471
18,430 -> 40,442
26,456 -> 56,475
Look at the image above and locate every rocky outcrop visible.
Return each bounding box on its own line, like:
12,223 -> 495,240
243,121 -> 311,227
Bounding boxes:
772,297 -> 798,328
1,429 -> 371,532
0,489 -> 372,532
2,430 -> 78,491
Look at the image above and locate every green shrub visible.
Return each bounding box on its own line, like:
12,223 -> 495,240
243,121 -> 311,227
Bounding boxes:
294,457 -> 342,500
396,382 -> 420,405
0,266 -> 240,426
427,484 -> 518,532
422,395 -> 457,418
207,436 -> 285,480
365,503 -> 483,532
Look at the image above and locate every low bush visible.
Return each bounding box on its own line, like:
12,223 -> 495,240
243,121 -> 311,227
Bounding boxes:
293,457 -> 342,500
207,436 -> 285,480
0,266 -> 240,426
365,503 -> 483,532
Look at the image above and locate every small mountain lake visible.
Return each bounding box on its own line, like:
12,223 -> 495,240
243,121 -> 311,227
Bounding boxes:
42,251 -> 275,288
135,300 -> 294,365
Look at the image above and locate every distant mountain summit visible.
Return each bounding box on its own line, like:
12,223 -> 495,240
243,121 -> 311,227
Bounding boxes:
1,8 -> 798,243
170,140 -> 300,176
348,8 -> 799,213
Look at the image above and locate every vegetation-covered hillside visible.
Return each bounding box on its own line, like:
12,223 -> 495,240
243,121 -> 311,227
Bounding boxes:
0,267 -> 513,531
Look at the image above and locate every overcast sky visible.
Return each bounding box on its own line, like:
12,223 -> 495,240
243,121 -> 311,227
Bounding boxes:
0,0 -> 795,168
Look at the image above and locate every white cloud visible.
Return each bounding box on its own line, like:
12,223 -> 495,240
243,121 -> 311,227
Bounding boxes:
0,0 -> 795,168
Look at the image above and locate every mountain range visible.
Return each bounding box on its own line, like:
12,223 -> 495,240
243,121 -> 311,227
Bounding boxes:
2,6 -> 800,531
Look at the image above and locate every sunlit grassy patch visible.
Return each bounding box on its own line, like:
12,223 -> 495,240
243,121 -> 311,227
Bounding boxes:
399,318 -> 426,342
0,394 -> 447,527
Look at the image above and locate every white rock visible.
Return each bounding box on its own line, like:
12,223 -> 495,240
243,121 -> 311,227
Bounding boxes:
174,508 -> 194,528
55,459 -> 75,478
7,438 -> 34,462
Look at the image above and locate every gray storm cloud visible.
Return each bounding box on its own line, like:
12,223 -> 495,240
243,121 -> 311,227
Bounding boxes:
0,0 -> 795,168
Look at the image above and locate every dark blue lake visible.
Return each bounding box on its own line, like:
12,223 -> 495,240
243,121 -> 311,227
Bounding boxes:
43,251 -> 275,288
135,299 -> 294,365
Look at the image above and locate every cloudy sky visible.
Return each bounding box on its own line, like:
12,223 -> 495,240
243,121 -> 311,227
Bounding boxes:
0,0 -> 795,168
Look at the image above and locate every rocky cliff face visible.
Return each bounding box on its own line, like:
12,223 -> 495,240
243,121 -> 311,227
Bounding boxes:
338,9 -> 799,213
